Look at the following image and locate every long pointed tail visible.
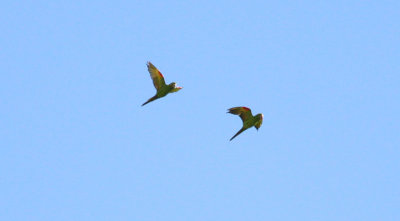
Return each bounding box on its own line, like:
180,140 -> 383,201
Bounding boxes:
142,95 -> 158,106
230,127 -> 246,141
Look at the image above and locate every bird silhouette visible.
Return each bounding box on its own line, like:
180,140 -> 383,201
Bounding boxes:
227,106 -> 263,141
142,62 -> 182,106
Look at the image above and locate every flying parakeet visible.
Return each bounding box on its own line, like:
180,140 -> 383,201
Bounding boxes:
142,62 -> 182,106
227,106 -> 264,141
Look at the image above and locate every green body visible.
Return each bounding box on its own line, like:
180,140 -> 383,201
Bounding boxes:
142,83 -> 178,106
157,84 -> 175,97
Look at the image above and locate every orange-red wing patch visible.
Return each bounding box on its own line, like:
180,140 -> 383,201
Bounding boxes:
157,70 -> 164,78
242,107 -> 250,111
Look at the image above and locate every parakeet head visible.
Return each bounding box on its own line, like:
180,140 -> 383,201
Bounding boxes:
254,113 -> 264,130
169,82 -> 182,93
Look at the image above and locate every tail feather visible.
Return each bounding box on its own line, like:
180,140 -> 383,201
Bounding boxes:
230,127 -> 246,141
142,95 -> 158,106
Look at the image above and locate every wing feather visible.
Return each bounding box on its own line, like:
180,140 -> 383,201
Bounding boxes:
227,107 -> 253,122
147,62 -> 166,90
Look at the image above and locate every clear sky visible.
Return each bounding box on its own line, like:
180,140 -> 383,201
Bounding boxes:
1,1 -> 399,220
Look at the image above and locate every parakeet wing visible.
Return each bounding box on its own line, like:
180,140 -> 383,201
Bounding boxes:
227,107 -> 253,122
147,62 -> 166,90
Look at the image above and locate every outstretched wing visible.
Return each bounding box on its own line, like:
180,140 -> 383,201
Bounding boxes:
227,107 -> 253,123
147,62 -> 166,90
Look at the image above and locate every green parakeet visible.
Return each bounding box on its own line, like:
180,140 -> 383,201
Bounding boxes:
142,62 -> 182,106
227,106 -> 264,141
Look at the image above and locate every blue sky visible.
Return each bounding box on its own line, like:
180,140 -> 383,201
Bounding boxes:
1,1 -> 399,220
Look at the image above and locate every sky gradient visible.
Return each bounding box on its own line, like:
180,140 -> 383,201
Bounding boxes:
1,1 -> 399,220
